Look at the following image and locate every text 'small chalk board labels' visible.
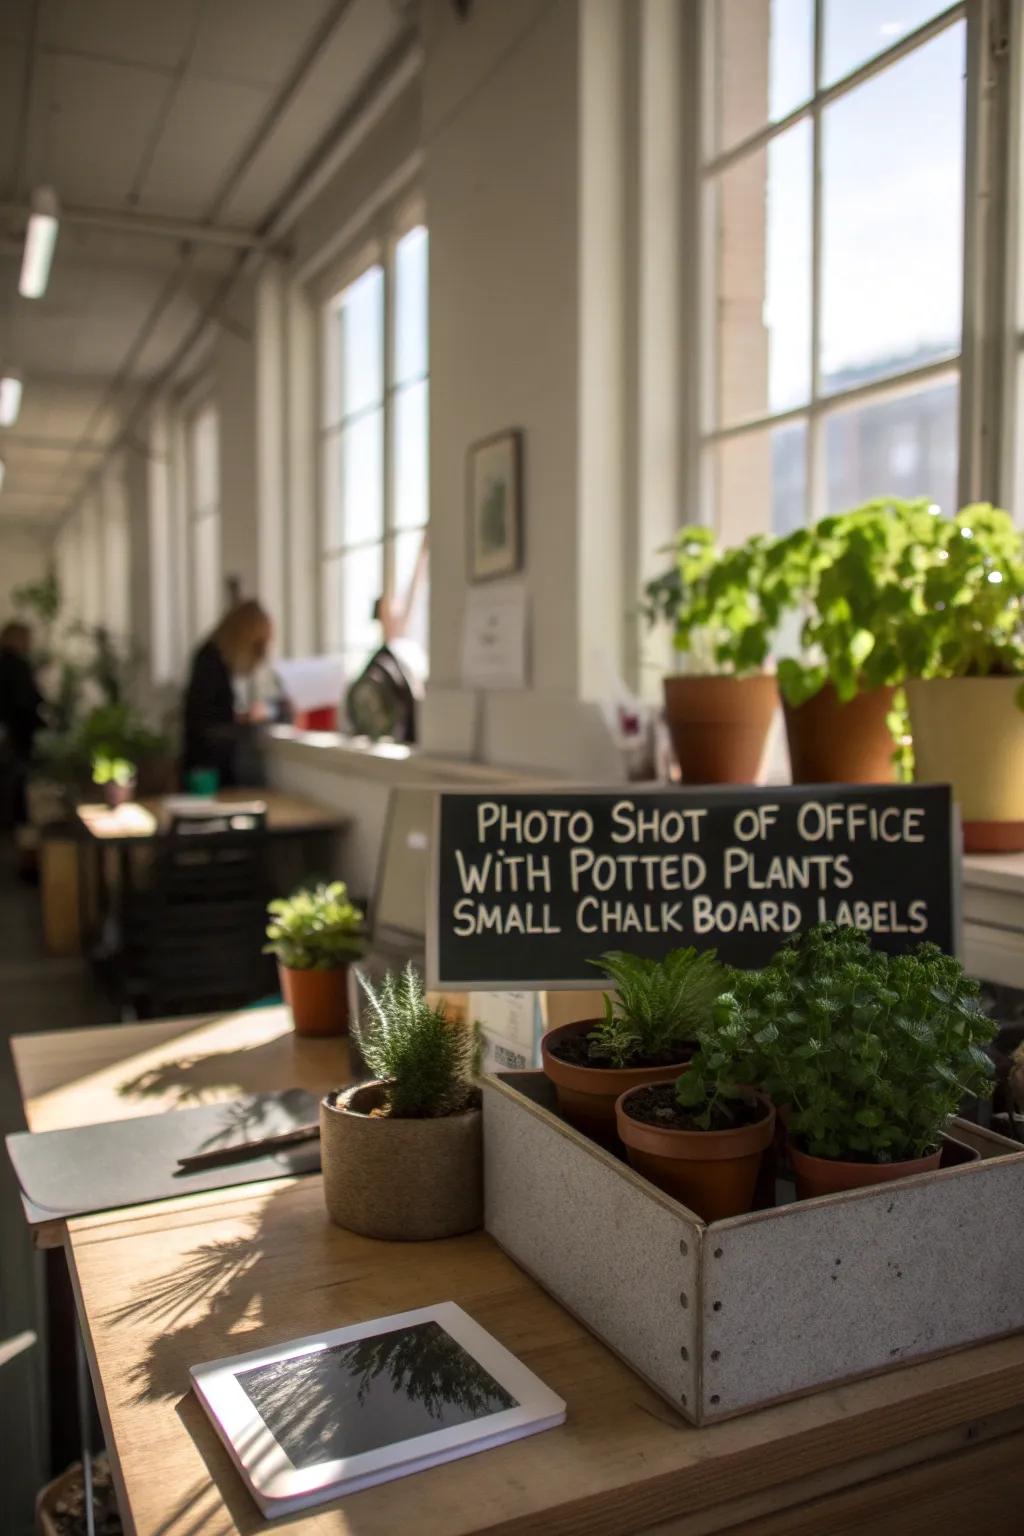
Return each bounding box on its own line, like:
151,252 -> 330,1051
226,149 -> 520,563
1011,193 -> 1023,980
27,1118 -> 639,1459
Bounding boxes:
429,784 -> 956,989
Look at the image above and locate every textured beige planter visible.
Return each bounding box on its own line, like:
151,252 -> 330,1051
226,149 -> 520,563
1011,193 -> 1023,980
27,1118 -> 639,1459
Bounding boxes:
907,677 -> 1024,851
320,1083 -> 483,1241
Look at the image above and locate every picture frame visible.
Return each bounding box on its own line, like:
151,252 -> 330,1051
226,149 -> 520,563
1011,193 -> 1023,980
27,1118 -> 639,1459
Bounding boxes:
467,429 -> 523,582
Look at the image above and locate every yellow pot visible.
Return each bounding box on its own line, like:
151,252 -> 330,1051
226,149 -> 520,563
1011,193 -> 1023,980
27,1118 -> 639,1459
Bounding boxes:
907,677 -> 1024,851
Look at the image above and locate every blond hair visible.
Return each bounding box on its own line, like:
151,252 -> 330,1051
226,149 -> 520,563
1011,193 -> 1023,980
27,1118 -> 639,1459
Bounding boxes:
212,600 -> 271,675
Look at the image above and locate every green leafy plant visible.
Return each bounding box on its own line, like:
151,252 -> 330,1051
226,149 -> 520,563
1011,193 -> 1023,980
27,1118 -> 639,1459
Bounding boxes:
356,964 -> 479,1118
264,881 -> 365,971
643,525 -> 797,676
709,923 -> 995,1162
91,753 -> 136,788
586,947 -> 727,1067
673,990 -> 762,1130
35,703 -> 168,789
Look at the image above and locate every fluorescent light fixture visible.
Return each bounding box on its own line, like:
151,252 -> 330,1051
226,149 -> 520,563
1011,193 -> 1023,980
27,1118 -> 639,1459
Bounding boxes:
0,372 -> 22,427
19,186 -> 60,299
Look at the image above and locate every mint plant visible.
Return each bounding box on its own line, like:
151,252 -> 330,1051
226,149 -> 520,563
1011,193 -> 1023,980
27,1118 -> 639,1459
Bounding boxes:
707,924 -> 995,1162
586,947 -> 727,1068
357,965 -> 479,1118
264,882 -> 365,970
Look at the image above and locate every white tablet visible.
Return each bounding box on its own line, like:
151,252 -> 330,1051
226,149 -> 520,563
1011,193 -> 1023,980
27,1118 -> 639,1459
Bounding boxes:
190,1301 -> 566,1518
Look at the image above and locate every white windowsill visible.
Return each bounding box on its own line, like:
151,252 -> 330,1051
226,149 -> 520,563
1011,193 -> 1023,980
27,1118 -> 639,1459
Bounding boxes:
264,726 -> 551,786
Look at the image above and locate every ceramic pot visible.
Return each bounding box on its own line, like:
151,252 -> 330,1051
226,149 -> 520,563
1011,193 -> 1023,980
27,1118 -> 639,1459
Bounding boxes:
615,1086 -> 775,1222
103,779 -> 137,808
279,962 -> 350,1037
320,1083 -> 483,1240
663,674 -> 778,784
784,684 -> 896,784
789,1141 -> 941,1201
906,677 -> 1024,851
541,1020 -> 692,1150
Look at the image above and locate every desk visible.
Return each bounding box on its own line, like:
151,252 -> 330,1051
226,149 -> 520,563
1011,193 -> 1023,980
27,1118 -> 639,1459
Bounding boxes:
67,1176 -> 1024,1536
75,789 -> 347,842
11,1005 -> 350,1247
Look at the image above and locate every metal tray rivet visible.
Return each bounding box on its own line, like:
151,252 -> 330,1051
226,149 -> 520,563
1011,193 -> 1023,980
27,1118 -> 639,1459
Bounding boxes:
679,1239 -> 688,1256
710,1349 -> 721,1361
713,1246 -> 723,1258
679,1290 -> 689,1309
713,1300 -> 723,1312
680,1345 -> 689,1361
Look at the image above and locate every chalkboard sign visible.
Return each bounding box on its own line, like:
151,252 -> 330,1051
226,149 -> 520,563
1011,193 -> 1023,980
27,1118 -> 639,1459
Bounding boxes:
428,784 -> 956,989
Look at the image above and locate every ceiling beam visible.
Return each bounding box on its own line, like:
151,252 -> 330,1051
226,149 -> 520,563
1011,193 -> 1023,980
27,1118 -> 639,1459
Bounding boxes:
0,200 -> 272,251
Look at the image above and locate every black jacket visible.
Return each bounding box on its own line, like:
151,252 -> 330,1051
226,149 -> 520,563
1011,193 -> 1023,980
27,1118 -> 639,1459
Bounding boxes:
0,646 -> 44,761
183,640 -> 238,785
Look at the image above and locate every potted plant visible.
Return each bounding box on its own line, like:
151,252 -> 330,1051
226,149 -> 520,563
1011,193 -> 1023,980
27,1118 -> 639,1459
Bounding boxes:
91,752 -> 137,807
773,500 -> 941,783
644,527 -> 784,783
264,882 -> 364,1037
715,923 -> 995,1199
320,965 -> 482,1240
614,1003 -> 775,1222
892,504 -> 1024,849
541,946 -> 725,1149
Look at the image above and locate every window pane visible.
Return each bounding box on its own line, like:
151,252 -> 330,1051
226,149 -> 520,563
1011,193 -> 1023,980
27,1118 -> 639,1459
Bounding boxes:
709,0 -> 813,155
824,376 -> 959,515
392,379 -> 428,530
710,420 -> 808,543
394,226 -> 428,385
193,513 -> 222,636
342,543 -> 383,660
712,119 -> 811,427
823,0 -> 953,86
820,26 -> 965,395
393,528 -> 429,662
322,304 -> 343,428
341,265 -> 384,416
341,409 -> 384,547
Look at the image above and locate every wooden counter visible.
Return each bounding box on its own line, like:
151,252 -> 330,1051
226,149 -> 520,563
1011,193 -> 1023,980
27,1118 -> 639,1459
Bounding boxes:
66,1174 -> 1024,1536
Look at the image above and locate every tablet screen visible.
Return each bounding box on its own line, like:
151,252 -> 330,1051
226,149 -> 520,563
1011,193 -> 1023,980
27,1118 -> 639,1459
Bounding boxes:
235,1320 -> 519,1469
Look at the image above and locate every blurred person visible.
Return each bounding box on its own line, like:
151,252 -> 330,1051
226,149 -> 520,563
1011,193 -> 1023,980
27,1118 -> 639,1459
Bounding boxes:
0,620 -> 45,830
183,600 -> 272,788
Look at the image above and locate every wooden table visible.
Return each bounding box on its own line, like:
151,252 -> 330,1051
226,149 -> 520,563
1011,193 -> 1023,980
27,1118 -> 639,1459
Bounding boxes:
11,1005 -> 350,1247
66,1175 -> 1024,1536
75,789 -> 347,842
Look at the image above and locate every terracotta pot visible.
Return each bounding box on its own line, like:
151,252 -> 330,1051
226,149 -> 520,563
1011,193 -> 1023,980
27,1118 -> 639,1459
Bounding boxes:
789,1141 -> 941,1200
907,677 -> 1024,851
541,1020 -> 691,1150
615,1086 -> 775,1222
663,673 -> 778,784
279,962 -> 350,1037
102,779 -> 137,808
784,684 -> 896,784
319,1083 -> 482,1240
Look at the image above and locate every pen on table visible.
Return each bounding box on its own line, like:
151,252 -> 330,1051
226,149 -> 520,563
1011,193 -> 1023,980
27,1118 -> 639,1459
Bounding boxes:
176,1123 -> 321,1173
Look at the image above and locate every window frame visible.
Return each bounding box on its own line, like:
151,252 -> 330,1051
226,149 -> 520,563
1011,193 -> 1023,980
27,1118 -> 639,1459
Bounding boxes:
315,208 -> 429,666
184,393 -> 222,643
694,0 -> 1003,534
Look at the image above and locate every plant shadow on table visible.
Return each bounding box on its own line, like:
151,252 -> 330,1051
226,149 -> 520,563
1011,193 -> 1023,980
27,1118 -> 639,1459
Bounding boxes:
115,1037 -> 341,1108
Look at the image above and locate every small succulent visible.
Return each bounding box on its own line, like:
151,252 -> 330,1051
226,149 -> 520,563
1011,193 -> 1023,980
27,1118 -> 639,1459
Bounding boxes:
264,881 -> 364,971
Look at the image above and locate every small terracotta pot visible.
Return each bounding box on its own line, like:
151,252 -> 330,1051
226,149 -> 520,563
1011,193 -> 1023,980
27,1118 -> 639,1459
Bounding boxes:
663,673 -> 778,784
541,1020 -> 691,1150
102,779 -> 137,808
279,962 -> 350,1038
615,1087 -> 776,1222
907,677 -> 1024,851
784,684 -> 896,784
789,1141 -> 941,1201
320,1083 -> 482,1241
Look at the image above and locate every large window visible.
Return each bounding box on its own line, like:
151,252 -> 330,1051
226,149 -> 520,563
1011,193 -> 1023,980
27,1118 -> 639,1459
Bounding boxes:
701,2 -> 966,538
186,400 -> 222,638
319,224 -> 429,672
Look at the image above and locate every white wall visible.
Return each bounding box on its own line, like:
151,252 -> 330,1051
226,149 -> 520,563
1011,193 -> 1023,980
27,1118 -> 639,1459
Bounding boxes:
0,525 -> 50,624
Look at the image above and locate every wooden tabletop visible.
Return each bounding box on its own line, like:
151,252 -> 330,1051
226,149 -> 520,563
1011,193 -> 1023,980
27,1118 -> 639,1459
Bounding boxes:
11,1006 -> 350,1246
75,788 -> 347,841
66,1173 -> 1024,1536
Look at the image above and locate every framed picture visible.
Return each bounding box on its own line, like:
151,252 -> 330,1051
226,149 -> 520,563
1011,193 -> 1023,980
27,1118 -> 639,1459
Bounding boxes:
467,429 -> 523,582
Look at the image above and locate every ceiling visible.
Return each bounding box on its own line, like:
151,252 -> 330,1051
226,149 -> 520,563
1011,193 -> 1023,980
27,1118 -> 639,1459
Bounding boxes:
0,0 -> 412,530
